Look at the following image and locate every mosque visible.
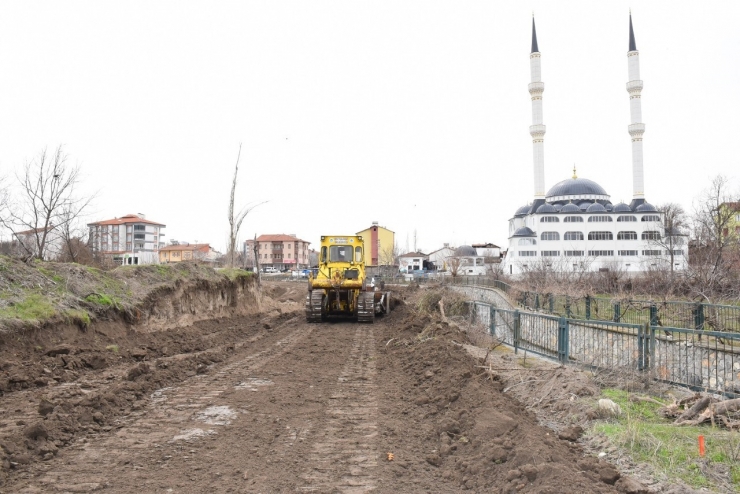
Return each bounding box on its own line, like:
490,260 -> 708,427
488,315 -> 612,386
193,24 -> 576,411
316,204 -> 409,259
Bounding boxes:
503,15 -> 688,276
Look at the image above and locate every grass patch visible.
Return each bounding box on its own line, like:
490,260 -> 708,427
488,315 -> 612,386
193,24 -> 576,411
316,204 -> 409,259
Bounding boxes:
105,344 -> 119,353
591,389 -> 740,490
219,268 -> 253,281
64,309 -> 91,328
0,294 -> 56,321
85,293 -> 117,307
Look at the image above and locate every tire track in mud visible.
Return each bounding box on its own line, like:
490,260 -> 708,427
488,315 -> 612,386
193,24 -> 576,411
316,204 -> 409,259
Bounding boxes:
19,318 -> 313,493
299,325 -> 379,493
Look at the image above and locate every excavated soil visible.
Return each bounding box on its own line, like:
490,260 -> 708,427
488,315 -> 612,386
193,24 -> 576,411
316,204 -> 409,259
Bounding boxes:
0,281 -> 689,493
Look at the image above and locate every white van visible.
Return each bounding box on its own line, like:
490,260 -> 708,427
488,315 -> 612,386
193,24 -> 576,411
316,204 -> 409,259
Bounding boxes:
262,267 -> 279,274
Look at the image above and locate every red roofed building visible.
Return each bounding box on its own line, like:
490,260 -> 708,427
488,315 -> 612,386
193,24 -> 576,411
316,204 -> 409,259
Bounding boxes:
87,213 -> 165,265
244,234 -> 311,270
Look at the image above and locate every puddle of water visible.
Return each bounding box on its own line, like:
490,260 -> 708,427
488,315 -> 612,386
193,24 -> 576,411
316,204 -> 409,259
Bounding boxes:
234,377 -> 274,391
171,428 -> 216,442
195,405 -> 237,425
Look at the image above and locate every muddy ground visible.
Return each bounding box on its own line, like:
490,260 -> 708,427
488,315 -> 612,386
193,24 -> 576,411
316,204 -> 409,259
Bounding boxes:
0,281 -> 699,493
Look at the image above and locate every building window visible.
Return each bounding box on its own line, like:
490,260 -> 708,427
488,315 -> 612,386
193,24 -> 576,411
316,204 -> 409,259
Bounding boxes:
588,231 -> 613,241
541,251 -> 560,257
564,216 -> 584,223
642,250 -> 662,256
588,215 -> 613,222
617,215 -> 637,222
134,225 -> 145,231
565,251 -> 583,256
642,231 -> 661,240
617,231 -> 638,240
134,233 -> 145,240
588,250 -> 614,256
518,238 -> 537,245
641,215 -> 661,222
618,250 -> 638,256
519,251 -> 537,257
564,231 -> 584,241
540,216 -> 559,222
667,250 -> 684,256
541,232 -> 559,241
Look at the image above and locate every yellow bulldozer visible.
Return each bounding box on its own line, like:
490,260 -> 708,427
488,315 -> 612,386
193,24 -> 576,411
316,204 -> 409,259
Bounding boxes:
305,235 -> 391,323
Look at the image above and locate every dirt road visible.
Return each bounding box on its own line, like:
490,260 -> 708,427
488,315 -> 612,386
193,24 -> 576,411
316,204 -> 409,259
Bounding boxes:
0,283 -> 633,493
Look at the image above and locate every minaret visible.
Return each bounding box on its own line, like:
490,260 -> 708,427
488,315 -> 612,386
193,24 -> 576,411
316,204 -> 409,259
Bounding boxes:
529,17 -> 546,212
627,13 -> 645,208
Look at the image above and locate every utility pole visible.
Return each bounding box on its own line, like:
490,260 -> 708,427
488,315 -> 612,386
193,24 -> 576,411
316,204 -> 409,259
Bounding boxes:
253,234 -> 261,285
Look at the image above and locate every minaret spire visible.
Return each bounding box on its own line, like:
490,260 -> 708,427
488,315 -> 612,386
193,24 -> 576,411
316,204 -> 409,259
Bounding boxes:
626,12 -> 645,207
529,17 -> 546,210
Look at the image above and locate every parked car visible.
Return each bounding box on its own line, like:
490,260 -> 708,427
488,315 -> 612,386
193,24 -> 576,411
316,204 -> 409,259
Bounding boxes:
262,267 -> 279,274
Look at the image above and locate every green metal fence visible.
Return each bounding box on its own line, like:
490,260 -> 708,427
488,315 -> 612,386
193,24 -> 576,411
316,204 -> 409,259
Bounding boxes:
468,300 -> 740,397
451,276 -> 740,334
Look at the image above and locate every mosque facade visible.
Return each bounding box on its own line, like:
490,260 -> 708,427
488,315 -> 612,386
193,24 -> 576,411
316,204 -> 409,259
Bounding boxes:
503,15 -> 688,276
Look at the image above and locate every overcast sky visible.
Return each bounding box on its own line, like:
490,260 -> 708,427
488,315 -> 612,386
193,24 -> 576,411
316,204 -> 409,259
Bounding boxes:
2,1 -> 739,254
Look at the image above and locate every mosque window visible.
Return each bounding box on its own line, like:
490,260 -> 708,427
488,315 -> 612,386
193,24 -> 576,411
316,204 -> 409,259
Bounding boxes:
540,216 -> 559,222
642,231 -> 661,240
642,250 -> 662,256
564,232 -> 584,241
588,250 -> 614,256
541,251 -> 560,257
519,251 -> 537,257
588,215 -> 613,222
618,250 -> 638,256
564,216 -> 583,223
617,215 -> 637,222
617,231 -> 638,240
641,215 -> 661,222
518,238 -> 537,245
565,251 -> 583,256
588,231 -> 613,241
541,232 -> 559,241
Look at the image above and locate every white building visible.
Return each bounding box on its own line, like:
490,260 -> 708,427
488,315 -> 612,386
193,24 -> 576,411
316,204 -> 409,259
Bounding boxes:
503,16 -> 688,276
88,213 -> 165,265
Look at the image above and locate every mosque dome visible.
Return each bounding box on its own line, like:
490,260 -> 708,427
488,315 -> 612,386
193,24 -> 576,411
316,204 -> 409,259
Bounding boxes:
560,203 -> 581,213
512,227 -> 536,237
536,203 -> 557,213
636,202 -> 657,212
613,202 -> 632,212
587,203 -> 607,213
514,204 -> 531,217
454,245 -> 477,256
546,177 -> 609,201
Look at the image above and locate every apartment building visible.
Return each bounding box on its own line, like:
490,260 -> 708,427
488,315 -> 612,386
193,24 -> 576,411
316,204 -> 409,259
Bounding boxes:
244,234 -> 311,270
88,213 -> 165,265
159,243 -> 214,264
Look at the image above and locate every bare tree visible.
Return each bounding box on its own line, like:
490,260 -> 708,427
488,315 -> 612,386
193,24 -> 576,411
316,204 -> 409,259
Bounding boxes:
1,146 -> 93,261
227,144 -> 265,268
645,202 -> 689,276
688,175 -> 740,300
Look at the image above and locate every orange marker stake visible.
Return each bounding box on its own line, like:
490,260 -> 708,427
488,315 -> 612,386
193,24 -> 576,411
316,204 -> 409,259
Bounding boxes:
698,435 -> 705,457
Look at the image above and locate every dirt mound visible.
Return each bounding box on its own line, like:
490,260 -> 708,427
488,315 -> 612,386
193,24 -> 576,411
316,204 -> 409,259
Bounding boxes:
377,296 -> 628,492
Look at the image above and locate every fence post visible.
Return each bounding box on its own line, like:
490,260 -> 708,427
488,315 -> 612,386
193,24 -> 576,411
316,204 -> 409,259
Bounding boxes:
558,316 -> 569,364
549,294 -> 554,314
535,293 -> 540,311
585,296 -> 591,320
613,302 -> 621,322
694,303 -> 705,331
637,323 -> 646,371
649,304 -> 658,327
513,310 -> 520,354
565,296 -> 572,318
490,306 -> 496,336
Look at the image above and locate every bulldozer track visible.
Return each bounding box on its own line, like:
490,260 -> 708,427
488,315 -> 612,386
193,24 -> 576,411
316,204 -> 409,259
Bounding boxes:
357,292 -> 375,323
299,325 -> 378,492
306,290 -> 324,323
